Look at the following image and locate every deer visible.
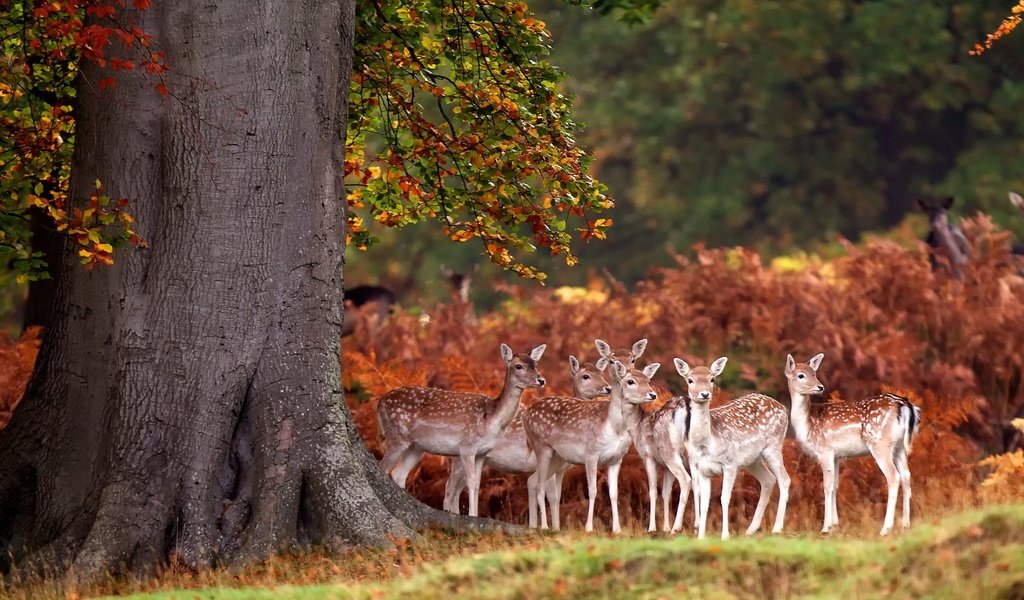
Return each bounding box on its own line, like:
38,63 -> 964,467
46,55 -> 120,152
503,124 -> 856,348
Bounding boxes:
594,338 -> 647,367
442,355 -> 612,526
785,353 -> 922,536
675,357 -> 791,540
524,356 -> 660,533
376,343 -> 547,517
341,284 -> 395,338
918,195 -> 970,276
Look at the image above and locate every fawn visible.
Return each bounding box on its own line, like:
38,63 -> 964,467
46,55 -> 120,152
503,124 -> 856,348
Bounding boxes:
442,355 -> 612,526
676,357 -> 790,539
524,357 -> 660,533
376,343 -> 546,517
785,353 -> 921,535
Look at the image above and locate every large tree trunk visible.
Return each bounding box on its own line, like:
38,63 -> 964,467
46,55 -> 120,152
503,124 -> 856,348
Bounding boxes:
0,0 -> 460,578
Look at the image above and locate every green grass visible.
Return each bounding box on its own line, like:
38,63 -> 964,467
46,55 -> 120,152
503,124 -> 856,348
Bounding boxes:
102,505 -> 1024,600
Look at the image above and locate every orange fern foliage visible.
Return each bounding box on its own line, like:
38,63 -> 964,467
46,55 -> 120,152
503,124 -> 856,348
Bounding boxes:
0,327 -> 41,430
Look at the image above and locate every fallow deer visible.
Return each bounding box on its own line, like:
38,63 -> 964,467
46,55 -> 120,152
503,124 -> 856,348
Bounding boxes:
376,343 -> 547,517
442,355 -> 612,526
524,358 -> 660,533
785,353 -> 921,535
918,195 -> 970,276
676,357 -> 790,540
628,392 -> 694,533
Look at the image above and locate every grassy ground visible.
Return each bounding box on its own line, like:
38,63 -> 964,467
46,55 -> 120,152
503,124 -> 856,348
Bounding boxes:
87,504 -> 1024,600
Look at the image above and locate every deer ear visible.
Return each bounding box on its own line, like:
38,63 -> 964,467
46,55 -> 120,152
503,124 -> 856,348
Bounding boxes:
808,353 -> 825,371
631,339 -> 648,362
673,358 -> 690,378
501,343 -> 513,364
1010,192 -> 1024,209
710,356 -> 728,377
942,196 -> 954,209
916,197 -> 928,211
643,362 -> 661,380
785,354 -> 796,376
595,356 -> 610,372
530,344 -> 547,362
594,339 -> 612,359
569,355 -> 580,375
611,360 -> 626,381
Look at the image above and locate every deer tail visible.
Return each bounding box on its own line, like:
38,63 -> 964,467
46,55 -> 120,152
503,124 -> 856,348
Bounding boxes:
898,398 -> 921,453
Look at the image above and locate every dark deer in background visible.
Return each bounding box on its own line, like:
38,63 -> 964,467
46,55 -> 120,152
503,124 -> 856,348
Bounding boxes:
341,284 -> 395,338
918,196 -> 970,277
440,264 -> 478,327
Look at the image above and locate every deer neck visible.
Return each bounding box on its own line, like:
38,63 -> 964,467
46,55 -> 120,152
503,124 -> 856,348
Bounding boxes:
487,371 -> 526,431
788,389 -> 813,444
932,218 -> 968,266
688,398 -> 713,447
622,400 -> 646,443
605,386 -> 631,434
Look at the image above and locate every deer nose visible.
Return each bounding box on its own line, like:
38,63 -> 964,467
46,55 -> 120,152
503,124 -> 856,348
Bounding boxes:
536,377 -> 546,386
647,391 -> 657,400
700,391 -> 711,399
815,384 -> 824,393
603,386 -> 612,394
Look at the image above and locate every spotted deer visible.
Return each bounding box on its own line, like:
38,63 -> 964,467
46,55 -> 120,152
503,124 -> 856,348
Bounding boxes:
785,353 -> 921,535
443,355 -> 612,526
524,357 -> 660,533
376,343 -> 546,517
676,357 -> 790,540
627,392 -> 694,533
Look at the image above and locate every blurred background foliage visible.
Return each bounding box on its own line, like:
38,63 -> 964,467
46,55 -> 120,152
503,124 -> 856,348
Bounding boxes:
344,0 -> 1024,308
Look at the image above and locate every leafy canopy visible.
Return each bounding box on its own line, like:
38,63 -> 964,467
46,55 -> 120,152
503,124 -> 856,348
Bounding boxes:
2,0 -> 619,282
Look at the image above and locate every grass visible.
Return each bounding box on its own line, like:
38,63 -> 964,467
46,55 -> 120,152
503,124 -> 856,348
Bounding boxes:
86,504 -> 1024,600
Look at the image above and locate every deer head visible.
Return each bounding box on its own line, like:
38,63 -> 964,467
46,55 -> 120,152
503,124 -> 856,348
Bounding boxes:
917,195 -> 955,228
594,338 -> 648,366
610,359 -> 660,404
673,356 -> 727,404
784,353 -> 826,396
569,355 -> 612,398
501,343 -> 547,389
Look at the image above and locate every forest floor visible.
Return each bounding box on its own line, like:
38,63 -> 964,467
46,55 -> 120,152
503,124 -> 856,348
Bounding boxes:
12,503 -> 1013,600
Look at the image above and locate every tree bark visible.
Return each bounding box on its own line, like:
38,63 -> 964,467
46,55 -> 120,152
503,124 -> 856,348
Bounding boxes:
0,0 -> 465,578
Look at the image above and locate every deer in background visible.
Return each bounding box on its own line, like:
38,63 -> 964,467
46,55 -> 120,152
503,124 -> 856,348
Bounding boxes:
440,264 -> 478,327
524,357 -> 660,533
443,355 -> 612,526
376,343 -> 546,517
785,354 -> 921,535
341,284 -> 395,338
595,338 -> 647,367
676,357 -> 790,540
918,195 -> 970,276
1009,192 -> 1024,258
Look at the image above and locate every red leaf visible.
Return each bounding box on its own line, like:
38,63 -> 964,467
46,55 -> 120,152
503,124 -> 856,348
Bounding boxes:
134,0 -> 152,8
98,77 -> 116,90
155,82 -> 168,96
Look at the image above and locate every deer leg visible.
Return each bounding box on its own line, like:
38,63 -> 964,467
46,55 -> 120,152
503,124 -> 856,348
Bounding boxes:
643,457 -> 659,532
535,447 -> 553,529
379,441 -> 411,481
743,460 -> 775,536
665,454 -> 691,534
526,471 -> 539,528
869,443 -> 900,535
459,450 -> 482,517
661,470 -> 674,532
584,457 -> 600,533
830,455 -> 840,527
764,448 -> 790,534
697,472 -> 712,540
895,446 -> 912,529
444,459 -> 466,514
390,448 -> 424,489
608,459 -> 623,534
550,462 -> 567,531
720,465 -> 738,540
820,454 -> 836,533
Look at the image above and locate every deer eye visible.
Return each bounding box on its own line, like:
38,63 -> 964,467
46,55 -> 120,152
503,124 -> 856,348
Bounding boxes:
687,378 -> 694,384
627,379 -> 636,386
710,377 -> 715,383
797,373 -> 805,379
515,364 -> 524,371
582,374 -> 591,380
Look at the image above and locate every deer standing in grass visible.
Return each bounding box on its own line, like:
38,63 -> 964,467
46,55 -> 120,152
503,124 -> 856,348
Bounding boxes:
676,357 -> 790,540
443,355 -> 612,526
524,357 -> 660,533
376,343 -> 547,517
628,390 -> 695,534
785,353 -> 921,535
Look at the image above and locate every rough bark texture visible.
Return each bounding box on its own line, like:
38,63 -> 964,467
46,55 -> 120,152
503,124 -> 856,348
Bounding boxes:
0,0 -> 469,578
